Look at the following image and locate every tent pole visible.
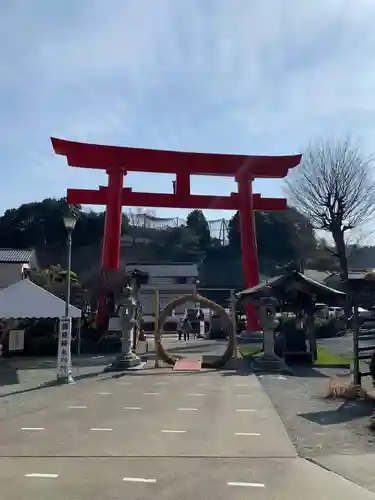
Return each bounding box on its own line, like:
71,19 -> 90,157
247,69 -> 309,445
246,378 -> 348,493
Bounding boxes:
77,319 -> 81,356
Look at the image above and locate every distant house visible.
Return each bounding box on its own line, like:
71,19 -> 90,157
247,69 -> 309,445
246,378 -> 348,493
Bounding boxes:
125,262 -> 199,317
0,249 -> 38,290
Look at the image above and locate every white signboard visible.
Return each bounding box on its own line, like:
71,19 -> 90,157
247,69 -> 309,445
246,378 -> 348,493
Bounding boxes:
9,330 -> 25,351
57,317 -> 72,379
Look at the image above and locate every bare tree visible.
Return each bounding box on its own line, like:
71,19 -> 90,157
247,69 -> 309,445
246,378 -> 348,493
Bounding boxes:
286,138 -> 375,279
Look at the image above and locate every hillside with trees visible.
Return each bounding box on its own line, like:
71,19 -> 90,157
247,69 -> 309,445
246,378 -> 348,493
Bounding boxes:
0,197 -> 341,290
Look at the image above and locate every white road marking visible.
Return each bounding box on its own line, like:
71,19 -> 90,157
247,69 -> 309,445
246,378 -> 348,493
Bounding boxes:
236,394 -> 252,397
143,392 -> 159,395
123,407 -> 142,410
25,473 -> 59,478
188,393 -> 205,396
227,481 -> 265,488
236,409 -> 257,412
178,408 -> 198,411
90,428 -> 113,432
123,477 -> 157,483
21,428 -> 44,431
161,430 -> 186,433
234,432 -> 261,436
154,381 -> 168,385
96,392 -> 113,395
234,383 -> 249,387
117,381 -> 132,385
92,355 -> 104,359
68,406 -> 87,409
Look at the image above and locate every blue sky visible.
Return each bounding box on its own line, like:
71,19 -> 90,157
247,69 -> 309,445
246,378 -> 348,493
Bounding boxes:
1,0 -> 375,227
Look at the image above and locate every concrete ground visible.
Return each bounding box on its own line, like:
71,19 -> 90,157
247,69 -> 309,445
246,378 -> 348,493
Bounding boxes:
0,368 -> 375,498
2,336 -> 375,498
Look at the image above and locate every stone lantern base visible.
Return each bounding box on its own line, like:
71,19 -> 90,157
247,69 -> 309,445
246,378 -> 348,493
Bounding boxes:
251,352 -> 292,375
104,351 -> 144,372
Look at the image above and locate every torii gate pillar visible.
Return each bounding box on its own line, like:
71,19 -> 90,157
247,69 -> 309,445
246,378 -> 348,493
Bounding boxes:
101,169 -> 124,270
236,174 -> 259,331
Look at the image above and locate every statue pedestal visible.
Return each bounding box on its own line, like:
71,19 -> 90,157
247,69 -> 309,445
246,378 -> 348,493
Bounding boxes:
104,351 -> 144,372
251,353 -> 292,375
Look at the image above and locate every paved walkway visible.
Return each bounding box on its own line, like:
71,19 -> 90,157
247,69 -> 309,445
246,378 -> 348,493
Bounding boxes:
1,366 -> 375,499
0,336 -> 226,396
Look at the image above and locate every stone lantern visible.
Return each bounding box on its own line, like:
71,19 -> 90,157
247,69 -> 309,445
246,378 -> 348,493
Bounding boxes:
245,287 -> 291,374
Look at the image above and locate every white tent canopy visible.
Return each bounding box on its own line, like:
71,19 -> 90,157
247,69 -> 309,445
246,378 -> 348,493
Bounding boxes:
0,279 -> 81,319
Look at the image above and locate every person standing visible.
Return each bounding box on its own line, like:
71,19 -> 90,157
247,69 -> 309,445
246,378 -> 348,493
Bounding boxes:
181,316 -> 192,341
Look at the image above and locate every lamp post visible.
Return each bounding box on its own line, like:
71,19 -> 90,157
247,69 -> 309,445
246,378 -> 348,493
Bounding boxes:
63,214 -> 77,317
57,214 -> 77,384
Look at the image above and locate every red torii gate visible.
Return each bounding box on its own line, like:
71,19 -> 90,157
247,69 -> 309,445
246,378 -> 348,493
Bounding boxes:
51,137 -> 301,330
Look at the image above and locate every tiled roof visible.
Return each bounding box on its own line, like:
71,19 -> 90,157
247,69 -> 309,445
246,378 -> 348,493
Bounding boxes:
304,269 -> 331,284
0,249 -> 34,263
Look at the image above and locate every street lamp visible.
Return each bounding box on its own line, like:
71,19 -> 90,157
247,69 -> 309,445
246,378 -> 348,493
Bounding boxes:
63,214 -> 77,318
57,213 -> 77,384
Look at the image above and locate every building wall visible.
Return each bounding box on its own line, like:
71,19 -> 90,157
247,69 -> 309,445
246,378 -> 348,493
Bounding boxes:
0,263 -> 24,289
125,263 -> 199,317
140,287 -> 197,317
125,263 -> 198,279
29,251 -> 39,269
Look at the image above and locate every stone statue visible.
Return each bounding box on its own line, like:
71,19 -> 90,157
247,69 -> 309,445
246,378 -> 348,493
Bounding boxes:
105,283 -> 142,371
118,285 -> 137,355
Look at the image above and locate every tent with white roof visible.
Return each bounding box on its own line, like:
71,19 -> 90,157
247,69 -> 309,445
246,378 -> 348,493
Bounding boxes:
0,279 -> 81,319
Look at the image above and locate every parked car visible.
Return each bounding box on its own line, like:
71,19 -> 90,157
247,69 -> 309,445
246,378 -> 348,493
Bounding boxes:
315,303 -> 329,320
328,306 -> 344,318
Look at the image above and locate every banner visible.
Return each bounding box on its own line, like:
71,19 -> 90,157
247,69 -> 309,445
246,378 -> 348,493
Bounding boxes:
9,330 -> 25,351
57,317 -> 72,379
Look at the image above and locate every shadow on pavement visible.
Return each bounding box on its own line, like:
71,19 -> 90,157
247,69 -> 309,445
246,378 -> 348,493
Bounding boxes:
0,369 -> 107,398
217,358 -> 254,376
0,362 -> 20,386
299,400 -> 373,425
289,366 -> 331,378
1,356 -> 115,371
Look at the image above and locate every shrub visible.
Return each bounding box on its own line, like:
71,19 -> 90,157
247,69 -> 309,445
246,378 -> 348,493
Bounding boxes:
315,317 -> 345,338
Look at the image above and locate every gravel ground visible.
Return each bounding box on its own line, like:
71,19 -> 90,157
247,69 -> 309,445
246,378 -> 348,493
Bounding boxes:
258,366 -> 375,458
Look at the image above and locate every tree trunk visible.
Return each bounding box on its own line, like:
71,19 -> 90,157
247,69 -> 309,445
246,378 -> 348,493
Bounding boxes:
332,228 -> 348,281
332,227 -> 351,324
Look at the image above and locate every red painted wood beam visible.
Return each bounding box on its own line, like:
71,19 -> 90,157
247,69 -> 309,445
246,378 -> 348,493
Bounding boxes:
67,188 -> 287,211
52,137 -> 301,178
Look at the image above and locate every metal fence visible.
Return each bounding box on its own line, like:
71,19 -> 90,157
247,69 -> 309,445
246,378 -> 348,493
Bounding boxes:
353,306 -> 375,385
